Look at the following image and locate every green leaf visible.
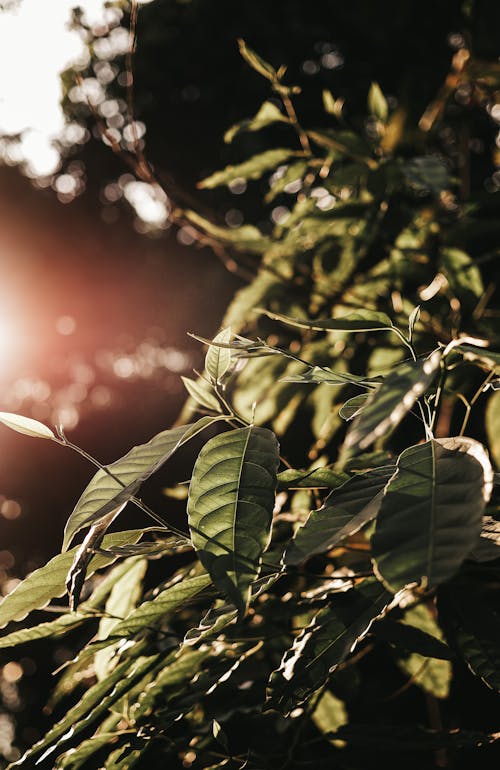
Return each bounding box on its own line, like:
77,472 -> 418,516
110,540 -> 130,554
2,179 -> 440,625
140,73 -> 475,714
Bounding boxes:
95,557 -> 148,679
267,580 -> 391,714
394,603 -> 451,698
375,617 -> 451,660
339,393 -> 370,421
224,101 -> 289,143
486,390 -> 500,467
344,351 -> 442,452
322,89 -> 339,116
182,376 -> 222,412
0,530 -> 143,630
371,437 -> 492,592
470,516 -> 500,562
277,467 -> 348,490
458,343 -> 500,371
260,308 -> 395,333
408,305 -> 420,342
12,647 -> 159,767
281,366 -> 380,387
285,466 -> 395,565
54,728 -> 121,769
188,426 -> 279,614
438,583 -> 500,692
311,690 -> 348,744
368,82 -> 388,122
183,210 -> 271,255
403,156 -> 451,195
95,573 -> 212,641
439,247 -> 484,306
0,411 -> 55,440
199,148 -> 295,190
265,160 -> 308,202
205,328 -> 233,383
237,39 -> 277,82
63,418 -> 215,552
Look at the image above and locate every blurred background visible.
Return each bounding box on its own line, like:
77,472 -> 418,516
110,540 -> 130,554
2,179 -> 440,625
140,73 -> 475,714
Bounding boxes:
0,0 -> 498,762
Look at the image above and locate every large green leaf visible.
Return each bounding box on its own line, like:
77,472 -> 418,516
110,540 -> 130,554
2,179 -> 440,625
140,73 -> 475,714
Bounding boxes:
0,530 -> 143,629
260,308 -> 395,333
267,580 -> 391,714
344,351 -> 442,452
284,466 -> 395,566
199,149 -> 295,190
63,418 -> 215,551
277,467 -> 348,490
394,603 -> 451,698
371,437 -> 492,592
439,247 -> 484,308
281,365 -> 380,387
205,328 -> 233,383
470,516 -> 500,562
188,426 -> 279,614
438,582 -> 500,692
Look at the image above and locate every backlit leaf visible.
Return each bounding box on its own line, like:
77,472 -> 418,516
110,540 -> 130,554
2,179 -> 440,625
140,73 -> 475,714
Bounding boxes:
237,39 -> 277,81
224,101 -> 289,143
371,437 -> 492,592
0,411 -> 55,440
63,418 -> 216,552
344,351 -> 441,452
339,393 -> 370,420
486,390 -> 500,467
199,149 -> 295,190
260,308 -> 395,333
188,426 -> 279,614
368,82 -> 388,122
0,530 -> 143,629
205,328 -> 233,383
182,376 -> 222,412
277,467 -> 347,490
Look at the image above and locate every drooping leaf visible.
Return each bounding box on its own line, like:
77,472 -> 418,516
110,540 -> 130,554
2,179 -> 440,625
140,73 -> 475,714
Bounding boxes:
181,376 -> 222,412
0,411 -> 55,440
458,343 -> 500,372
63,418 -> 216,552
285,466 -> 395,566
371,437 -> 493,592
188,426 -> 279,614
281,365 -> 380,387
224,101 -> 289,143
344,351 -> 442,452
12,646 -> 159,767
54,727 -> 121,769
260,308 -> 395,333
408,305 -> 420,341
339,393 -> 370,421
277,467 -> 348,490
199,149 -> 295,190
0,530 -> 143,629
438,582 -> 500,692
368,82 -> 388,122
267,580 -> 391,714
205,328 -> 233,383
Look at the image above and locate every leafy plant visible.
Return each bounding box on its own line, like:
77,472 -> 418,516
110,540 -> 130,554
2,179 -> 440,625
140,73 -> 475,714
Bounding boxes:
1,33 -> 500,770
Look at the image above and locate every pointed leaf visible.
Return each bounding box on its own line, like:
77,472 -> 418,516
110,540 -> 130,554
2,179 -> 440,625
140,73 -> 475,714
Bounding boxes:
339,393 -> 370,421
205,328 -> 233,383
281,366 -> 380,387
371,437 -> 493,592
345,351 -> 442,451
470,516 -> 500,562
277,467 -> 348,490
188,426 -> 279,614
63,418 -> 215,552
0,530 -> 143,629
184,210 -> 271,255
486,390 -> 500,467
267,580 -> 391,714
368,82 -> 388,122
224,101 -> 289,143
408,305 -> 421,341
0,411 -> 55,440
260,308 -> 395,333
199,148 -> 295,190
182,377 -> 222,412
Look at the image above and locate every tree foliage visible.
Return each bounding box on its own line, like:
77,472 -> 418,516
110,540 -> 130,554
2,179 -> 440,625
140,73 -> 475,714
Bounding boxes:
1,9 -> 500,768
